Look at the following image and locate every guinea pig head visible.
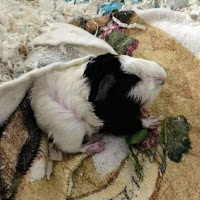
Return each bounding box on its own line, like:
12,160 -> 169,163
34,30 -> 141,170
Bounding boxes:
119,55 -> 167,106
84,53 -> 166,107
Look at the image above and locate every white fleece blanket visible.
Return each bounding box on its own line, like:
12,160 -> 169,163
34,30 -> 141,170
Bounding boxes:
135,8 -> 200,58
0,23 -> 116,126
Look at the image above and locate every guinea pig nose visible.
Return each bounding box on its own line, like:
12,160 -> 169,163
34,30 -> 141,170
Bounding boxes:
155,76 -> 166,85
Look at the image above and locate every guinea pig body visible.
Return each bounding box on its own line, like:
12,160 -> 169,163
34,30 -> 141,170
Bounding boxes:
31,66 -> 103,153
31,53 -> 166,153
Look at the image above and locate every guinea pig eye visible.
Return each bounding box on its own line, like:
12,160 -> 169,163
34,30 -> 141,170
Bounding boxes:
122,74 -> 141,82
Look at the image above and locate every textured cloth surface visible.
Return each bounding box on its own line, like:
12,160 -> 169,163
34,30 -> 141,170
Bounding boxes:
136,8 -> 200,58
128,13 -> 200,200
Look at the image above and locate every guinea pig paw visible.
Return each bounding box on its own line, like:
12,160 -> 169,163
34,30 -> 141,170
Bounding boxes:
85,133 -> 104,144
82,140 -> 106,154
48,143 -> 63,161
142,116 -> 163,129
140,108 -> 149,117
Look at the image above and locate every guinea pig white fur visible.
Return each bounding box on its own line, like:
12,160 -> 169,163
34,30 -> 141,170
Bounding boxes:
31,53 -> 166,154
119,55 -> 166,106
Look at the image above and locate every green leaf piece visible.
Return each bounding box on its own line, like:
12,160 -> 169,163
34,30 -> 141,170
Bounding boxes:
130,149 -> 144,181
126,129 -> 148,146
160,115 -> 191,163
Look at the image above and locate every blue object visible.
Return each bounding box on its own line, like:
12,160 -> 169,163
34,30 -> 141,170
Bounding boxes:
97,2 -> 122,16
63,0 -> 76,4
133,0 -> 139,4
155,4 -> 160,8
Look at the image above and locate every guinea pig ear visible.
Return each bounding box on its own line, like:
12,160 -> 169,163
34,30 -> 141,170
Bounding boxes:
84,53 -> 121,79
95,74 -> 116,101
85,53 -> 121,102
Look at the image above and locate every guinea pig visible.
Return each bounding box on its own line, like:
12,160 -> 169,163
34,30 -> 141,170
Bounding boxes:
30,53 -> 166,154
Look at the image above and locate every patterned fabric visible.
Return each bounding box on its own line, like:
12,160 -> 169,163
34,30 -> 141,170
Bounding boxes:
71,11 -> 139,56
105,30 -> 139,56
0,94 -> 41,199
17,94 -> 42,173
0,10 -> 199,200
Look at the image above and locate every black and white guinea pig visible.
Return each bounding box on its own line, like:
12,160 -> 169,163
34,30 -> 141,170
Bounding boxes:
31,53 -> 166,154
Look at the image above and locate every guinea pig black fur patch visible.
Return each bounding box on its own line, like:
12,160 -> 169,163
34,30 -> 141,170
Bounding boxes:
84,53 -> 142,136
